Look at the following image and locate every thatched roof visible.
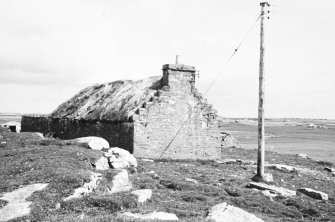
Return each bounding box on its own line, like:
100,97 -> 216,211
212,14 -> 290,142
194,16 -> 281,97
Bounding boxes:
50,76 -> 162,122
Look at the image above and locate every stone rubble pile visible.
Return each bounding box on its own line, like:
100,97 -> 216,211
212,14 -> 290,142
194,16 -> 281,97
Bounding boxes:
206,202 -> 264,222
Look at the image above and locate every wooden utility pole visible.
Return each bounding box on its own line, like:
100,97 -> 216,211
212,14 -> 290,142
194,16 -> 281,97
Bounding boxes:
257,2 -> 270,179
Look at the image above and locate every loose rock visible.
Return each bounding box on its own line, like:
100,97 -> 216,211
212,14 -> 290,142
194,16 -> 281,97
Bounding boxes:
268,164 -> 294,172
185,178 -> 198,184
248,182 -> 296,197
94,157 -> 110,171
109,157 -> 130,169
131,189 -> 152,203
0,183 -> 48,221
297,153 -> 309,159
108,169 -> 132,194
121,211 -> 178,221
297,188 -> 328,200
69,136 -> 109,150
206,202 -> 264,222
64,172 -> 102,201
107,147 -> 137,167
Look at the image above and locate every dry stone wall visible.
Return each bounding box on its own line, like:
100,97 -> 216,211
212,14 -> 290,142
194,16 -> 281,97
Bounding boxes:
21,116 -> 134,152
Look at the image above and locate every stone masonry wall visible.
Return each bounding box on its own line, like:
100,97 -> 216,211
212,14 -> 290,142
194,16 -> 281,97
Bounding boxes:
21,116 -> 134,152
133,64 -> 223,159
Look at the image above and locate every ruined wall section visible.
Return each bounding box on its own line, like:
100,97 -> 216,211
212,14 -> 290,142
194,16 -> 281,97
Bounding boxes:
133,64 -> 223,159
21,116 -> 134,152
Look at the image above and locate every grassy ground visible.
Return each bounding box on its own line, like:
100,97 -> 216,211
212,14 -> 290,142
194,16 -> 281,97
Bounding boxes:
1,127 -> 335,221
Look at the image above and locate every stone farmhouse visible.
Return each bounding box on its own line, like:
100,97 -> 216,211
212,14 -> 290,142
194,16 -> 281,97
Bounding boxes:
22,64 -> 238,159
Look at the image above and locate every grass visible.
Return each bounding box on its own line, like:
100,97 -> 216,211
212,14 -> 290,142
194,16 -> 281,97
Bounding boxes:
1,124 -> 335,221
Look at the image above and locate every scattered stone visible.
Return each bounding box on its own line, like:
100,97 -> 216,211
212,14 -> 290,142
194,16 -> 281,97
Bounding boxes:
70,136 -> 109,150
263,164 -> 318,176
248,182 -> 296,197
64,172 -> 102,201
35,132 -> 44,138
268,164 -> 294,172
224,187 -> 242,197
297,153 -> 309,159
121,211 -> 178,221
185,178 -> 198,184
131,189 -> 152,203
88,140 -> 104,150
261,190 -> 277,200
206,202 -> 264,222
94,157 -> 110,171
297,188 -> 328,200
0,183 -> 48,221
107,147 -> 137,167
160,180 -> 181,190
110,157 -> 130,169
141,158 -> 154,163
108,169 -> 132,194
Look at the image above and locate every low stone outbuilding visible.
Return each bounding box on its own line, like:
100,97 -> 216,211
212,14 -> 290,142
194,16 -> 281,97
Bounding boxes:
21,64 -> 237,159
1,121 -> 21,133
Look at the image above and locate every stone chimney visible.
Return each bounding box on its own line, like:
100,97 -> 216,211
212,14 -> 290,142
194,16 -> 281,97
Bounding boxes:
162,64 -> 196,94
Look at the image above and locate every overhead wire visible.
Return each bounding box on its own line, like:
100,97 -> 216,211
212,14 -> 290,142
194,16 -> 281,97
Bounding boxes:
158,13 -> 262,159
271,4 -> 335,14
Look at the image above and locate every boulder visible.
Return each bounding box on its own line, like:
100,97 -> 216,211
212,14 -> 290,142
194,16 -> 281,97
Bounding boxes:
268,164 -> 294,172
70,136 -> 109,150
0,183 -> 48,221
64,172 -> 102,201
35,132 -> 44,138
248,182 -> 296,197
131,189 -> 152,203
297,153 -> 309,159
94,157 -> 110,171
206,202 -> 264,222
107,147 -> 137,167
297,188 -> 328,200
121,211 -> 178,221
261,190 -> 277,201
107,169 -> 132,194
185,178 -> 198,184
110,157 -> 130,169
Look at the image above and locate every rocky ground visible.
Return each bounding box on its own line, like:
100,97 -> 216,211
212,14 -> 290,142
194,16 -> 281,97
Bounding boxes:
1,127 -> 335,221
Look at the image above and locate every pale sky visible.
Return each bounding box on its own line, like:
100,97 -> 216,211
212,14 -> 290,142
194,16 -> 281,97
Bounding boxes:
0,0 -> 334,119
